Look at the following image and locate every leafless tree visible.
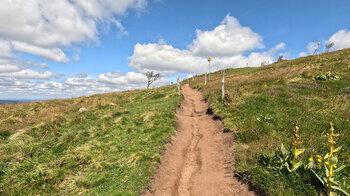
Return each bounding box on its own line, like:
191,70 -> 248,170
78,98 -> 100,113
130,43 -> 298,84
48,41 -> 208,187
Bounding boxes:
277,55 -> 284,62
145,71 -> 160,89
325,42 -> 334,52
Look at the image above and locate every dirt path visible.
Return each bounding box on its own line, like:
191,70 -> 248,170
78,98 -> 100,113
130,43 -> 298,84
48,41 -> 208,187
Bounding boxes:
144,84 -> 255,196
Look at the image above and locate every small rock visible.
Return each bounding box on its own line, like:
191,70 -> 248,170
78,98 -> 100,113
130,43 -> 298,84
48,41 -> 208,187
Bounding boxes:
79,107 -> 88,113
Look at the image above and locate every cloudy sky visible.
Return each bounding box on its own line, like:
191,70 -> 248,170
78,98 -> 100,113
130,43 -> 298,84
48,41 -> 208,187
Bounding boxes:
0,0 -> 349,100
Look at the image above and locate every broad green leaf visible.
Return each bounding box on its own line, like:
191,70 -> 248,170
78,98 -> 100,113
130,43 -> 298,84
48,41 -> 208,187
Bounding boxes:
281,143 -> 288,157
324,153 -> 330,160
295,148 -> 305,157
333,146 -> 342,153
307,161 -> 314,169
331,186 -> 350,196
330,156 -> 338,165
325,165 -> 329,177
334,165 -> 346,173
293,161 -> 302,170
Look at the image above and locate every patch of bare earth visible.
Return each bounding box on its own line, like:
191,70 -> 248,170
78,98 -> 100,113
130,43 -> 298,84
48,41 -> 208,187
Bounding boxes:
144,84 -> 255,196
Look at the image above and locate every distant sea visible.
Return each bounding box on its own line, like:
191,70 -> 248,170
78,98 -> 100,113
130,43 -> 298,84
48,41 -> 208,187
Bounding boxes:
0,100 -> 38,104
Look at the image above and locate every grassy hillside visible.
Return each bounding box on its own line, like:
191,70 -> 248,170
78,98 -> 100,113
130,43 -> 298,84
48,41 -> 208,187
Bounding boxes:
0,86 -> 182,195
189,49 -> 350,195
1,49 -> 349,195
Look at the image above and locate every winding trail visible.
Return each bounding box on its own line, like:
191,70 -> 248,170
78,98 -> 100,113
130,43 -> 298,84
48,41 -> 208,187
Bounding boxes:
144,84 -> 255,196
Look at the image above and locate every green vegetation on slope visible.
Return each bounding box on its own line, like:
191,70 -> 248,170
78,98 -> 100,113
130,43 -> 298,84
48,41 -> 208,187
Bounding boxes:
189,49 -> 350,195
0,86 -> 182,195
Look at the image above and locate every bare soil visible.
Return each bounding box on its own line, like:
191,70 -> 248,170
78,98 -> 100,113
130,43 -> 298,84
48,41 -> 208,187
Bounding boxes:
144,84 -> 255,196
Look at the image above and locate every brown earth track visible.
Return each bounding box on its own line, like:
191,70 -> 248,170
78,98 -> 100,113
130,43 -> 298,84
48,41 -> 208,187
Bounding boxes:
144,84 -> 255,196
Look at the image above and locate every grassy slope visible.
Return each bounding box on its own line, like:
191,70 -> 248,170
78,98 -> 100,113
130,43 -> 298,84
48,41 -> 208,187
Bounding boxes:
0,85 -> 182,195
189,49 -> 350,195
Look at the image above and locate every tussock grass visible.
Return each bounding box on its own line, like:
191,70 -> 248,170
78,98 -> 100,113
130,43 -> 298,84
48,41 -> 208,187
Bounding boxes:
190,49 -> 350,195
0,85 -> 182,195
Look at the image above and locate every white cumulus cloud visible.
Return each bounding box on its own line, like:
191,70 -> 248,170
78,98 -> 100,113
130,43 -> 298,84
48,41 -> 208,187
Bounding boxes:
0,78 -> 36,88
0,0 -> 147,63
98,71 -> 168,89
129,43 -> 204,75
0,69 -> 61,79
64,77 -> 98,86
39,81 -> 65,90
0,78 -> 38,95
72,0 -> 146,19
129,15 -> 285,76
20,61 -> 49,69
189,15 -> 264,57
0,64 -> 21,73
12,42 -> 69,62
10,71 -> 168,98
99,72 -> 146,84
0,39 -> 13,58
325,29 -> 350,50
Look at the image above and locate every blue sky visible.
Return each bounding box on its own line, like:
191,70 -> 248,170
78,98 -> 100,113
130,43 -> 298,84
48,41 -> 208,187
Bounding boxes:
0,0 -> 350,99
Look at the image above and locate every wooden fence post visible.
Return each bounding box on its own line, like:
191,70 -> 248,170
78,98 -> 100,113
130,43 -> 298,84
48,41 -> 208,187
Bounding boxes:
222,69 -> 225,101
177,76 -> 180,96
208,63 -> 210,82
317,42 -> 320,60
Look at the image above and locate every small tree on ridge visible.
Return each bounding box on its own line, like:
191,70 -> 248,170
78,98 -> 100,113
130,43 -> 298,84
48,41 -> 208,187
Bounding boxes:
277,55 -> 284,62
325,42 -> 334,52
145,71 -> 160,89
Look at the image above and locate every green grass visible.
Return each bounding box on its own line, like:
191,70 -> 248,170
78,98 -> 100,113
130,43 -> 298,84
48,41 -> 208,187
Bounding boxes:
0,86 -> 182,195
189,49 -> 350,195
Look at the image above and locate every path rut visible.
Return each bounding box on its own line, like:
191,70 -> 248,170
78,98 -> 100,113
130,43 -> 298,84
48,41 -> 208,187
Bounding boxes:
144,84 -> 255,196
